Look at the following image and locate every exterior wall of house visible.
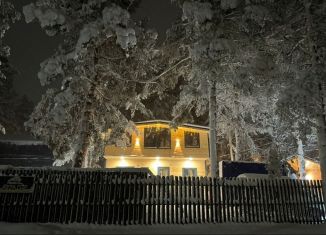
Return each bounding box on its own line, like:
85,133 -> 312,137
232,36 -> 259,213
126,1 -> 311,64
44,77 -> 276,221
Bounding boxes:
105,157 -> 207,176
104,122 -> 209,176
288,157 -> 321,180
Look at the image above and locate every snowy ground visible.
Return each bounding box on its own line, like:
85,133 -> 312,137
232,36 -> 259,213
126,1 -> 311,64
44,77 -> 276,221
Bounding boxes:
1,223 -> 326,234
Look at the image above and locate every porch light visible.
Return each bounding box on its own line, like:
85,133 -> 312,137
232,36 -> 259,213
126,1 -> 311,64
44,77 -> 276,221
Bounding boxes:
118,156 -> 128,167
175,138 -> 180,148
305,173 -> 313,181
184,158 -> 194,168
135,137 -> 140,147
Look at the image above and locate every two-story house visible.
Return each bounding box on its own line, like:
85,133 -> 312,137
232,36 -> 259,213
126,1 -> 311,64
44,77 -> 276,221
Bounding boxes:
104,120 -> 210,177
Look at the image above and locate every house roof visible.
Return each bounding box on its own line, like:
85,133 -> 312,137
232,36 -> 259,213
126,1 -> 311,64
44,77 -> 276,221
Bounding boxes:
287,155 -> 320,164
134,120 -> 210,131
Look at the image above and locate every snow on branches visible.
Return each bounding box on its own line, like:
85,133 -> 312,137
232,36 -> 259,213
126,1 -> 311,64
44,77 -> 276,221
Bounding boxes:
24,0 -> 165,167
182,1 -> 213,24
0,0 -> 20,80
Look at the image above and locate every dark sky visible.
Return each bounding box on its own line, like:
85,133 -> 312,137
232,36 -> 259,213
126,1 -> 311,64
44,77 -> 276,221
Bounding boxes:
2,0 -> 181,140
4,0 -> 181,104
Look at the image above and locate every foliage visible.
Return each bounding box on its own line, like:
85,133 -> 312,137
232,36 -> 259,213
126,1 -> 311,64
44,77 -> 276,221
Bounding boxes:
24,0 -> 182,167
0,0 -> 20,81
170,0 -> 324,172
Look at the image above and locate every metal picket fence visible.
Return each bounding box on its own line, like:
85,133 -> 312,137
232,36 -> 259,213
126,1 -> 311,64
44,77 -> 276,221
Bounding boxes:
0,167 -> 325,224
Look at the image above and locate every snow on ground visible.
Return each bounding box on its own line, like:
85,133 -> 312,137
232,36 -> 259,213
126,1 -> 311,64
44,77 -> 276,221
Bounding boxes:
0,223 -> 325,234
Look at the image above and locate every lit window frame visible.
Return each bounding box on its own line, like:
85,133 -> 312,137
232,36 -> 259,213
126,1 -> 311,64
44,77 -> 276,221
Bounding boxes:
184,131 -> 200,148
182,168 -> 198,177
157,167 -> 170,177
144,127 -> 171,149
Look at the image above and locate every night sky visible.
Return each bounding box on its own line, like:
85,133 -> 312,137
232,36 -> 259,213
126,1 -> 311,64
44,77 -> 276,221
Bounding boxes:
4,0 -> 181,104
1,0 -> 181,140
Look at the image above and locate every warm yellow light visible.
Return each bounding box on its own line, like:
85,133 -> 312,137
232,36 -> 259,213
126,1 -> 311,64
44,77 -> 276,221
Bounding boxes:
135,137 -> 140,147
175,138 -> 180,148
118,156 -> 128,167
152,158 -> 161,174
305,173 -> 313,181
305,160 -> 311,168
184,159 -> 194,168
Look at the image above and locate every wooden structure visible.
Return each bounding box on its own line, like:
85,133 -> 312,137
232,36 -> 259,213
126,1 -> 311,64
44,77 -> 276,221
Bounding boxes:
0,167 -> 324,224
104,120 -> 210,177
288,156 -> 321,180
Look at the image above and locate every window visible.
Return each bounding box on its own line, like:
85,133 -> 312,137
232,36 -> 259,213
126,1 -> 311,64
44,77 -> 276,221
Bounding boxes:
157,167 -> 170,177
144,127 -> 171,148
182,168 -> 197,177
184,131 -> 200,148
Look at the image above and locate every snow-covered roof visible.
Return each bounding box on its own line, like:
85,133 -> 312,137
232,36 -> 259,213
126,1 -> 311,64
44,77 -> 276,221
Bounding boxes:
286,155 -> 320,164
134,120 -> 209,131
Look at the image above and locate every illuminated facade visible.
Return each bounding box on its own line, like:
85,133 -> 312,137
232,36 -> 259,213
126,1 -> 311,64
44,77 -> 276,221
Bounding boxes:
104,120 -> 210,176
287,156 -> 321,180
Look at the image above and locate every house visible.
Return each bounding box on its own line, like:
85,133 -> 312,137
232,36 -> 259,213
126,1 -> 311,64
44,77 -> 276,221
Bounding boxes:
0,140 -> 54,167
104,120 -> 210,177
287,155 -> 321,180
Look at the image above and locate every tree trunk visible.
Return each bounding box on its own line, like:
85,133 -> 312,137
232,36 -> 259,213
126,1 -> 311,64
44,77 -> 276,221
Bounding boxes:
209,81 -> 218,177
235,128 -> 240,161
73,103 -> 93,168
73,47 -> 102,168
317,81 -> 326,204
229,130 -> 234,161
304,2 -> 326,204
297,136 -> 306,180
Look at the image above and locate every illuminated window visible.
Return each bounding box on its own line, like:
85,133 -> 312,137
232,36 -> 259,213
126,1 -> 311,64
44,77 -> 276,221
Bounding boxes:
182,168 -> 197,177
184,131 -> 200,148
157,167 -> 170,177
144,127 -> 171,149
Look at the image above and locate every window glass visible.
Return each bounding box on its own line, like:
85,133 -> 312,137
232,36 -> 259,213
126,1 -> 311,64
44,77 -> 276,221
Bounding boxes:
182,168 -> 198,177
144,127 -> 171,148
185,131 -> 200,148
157,167 -> 170,177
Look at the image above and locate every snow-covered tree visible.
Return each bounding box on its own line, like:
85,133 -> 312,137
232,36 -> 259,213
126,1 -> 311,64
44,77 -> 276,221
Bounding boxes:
0,0 -> 21,134
168,0 -> 323,179
0,74 -> 34,134
169,0 -> 291,176
269,0 -> 326,193
0,0 -> 20,81
23,0 -> 168,168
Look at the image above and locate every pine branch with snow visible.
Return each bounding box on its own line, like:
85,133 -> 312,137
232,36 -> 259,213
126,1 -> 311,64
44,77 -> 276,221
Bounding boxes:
24,0 -> 167,168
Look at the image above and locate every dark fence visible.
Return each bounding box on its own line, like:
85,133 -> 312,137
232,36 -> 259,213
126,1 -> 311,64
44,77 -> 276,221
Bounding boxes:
0,167 -> 325,224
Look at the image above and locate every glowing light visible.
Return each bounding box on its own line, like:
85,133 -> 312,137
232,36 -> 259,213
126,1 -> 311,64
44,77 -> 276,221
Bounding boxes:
152,157 -> 161,174
135,137 -> 140,147
175,138 -> 180,148
305,174 -> 313,181
184,158 -> 194,168
118,156 -> 128,167
174,138 -> 182,155
305,160 -> 312,168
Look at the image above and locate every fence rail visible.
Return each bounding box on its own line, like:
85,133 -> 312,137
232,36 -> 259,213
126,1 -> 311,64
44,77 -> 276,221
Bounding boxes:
0,168 -> 324,224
